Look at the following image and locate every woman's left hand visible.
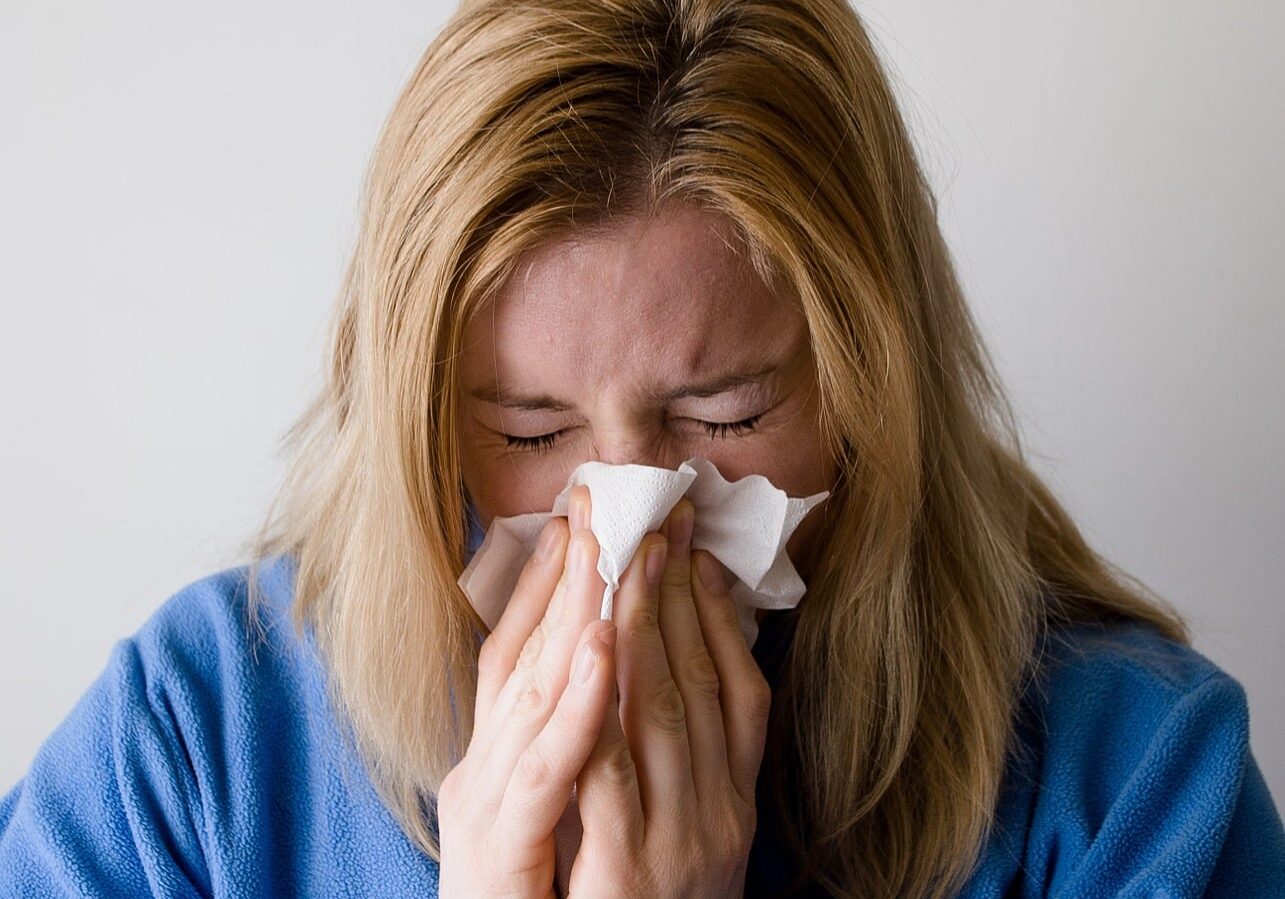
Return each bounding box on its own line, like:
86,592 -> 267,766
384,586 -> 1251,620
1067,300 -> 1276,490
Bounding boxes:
564,490 -> 772,899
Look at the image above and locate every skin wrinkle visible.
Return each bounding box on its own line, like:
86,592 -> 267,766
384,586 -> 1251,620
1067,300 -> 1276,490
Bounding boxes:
456,202 -> 841,585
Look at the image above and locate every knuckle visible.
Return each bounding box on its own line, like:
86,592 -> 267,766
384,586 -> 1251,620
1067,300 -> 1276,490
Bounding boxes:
542,577 -> 571,626
718,803 -> 755,849
513,672 -> 550,720
690,805 -> 752,875
738,674 -> 773,726
515,742 -> 556,789
681,649 -> 721,699
599,740 -> 637,787
661,559 -> 689,593
648,680 -> 687,733
476,637 -> 508,678
622,602 -> 659,637
513,624 -> 546,673
437,768 -> 462,808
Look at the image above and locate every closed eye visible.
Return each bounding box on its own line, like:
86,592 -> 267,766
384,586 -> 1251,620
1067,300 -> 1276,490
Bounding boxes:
501,413 -> 765,454
698,413 -> 764,440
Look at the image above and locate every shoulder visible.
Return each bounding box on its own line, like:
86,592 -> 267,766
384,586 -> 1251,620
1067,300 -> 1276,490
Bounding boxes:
1,554 -> 445,896
97,553 -> 331,788
130,552 -> 303,671
124,556 -> 443,888
0,555 -> 305,894
971,618 -> 1285,898
121,552 -> 347,786
1038,616 -> 1234,693
1027,618 -> 1248,755
1019,618 -> 1252,818
103,554 -> 318,737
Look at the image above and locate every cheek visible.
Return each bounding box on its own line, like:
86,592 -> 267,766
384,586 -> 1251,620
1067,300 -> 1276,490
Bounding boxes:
709,442 -> 831,496
459,447 -> 569,522
704,402 -> 837,504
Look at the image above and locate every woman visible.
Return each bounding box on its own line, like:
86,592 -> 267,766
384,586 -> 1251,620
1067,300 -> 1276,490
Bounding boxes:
2,0 -> 1282,896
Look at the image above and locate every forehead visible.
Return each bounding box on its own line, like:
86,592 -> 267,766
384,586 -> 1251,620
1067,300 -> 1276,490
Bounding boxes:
462,205 -> 805,389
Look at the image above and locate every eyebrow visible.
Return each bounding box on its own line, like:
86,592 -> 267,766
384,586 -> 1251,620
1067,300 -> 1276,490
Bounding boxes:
469,362 -> 780,411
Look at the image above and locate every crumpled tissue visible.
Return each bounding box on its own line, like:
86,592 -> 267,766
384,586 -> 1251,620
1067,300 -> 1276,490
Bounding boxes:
457,456 -> 829,646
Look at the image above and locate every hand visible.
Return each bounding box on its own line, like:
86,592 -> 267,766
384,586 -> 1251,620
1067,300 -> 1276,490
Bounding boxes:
565,490 -> 772,898
439,488 -> 616,899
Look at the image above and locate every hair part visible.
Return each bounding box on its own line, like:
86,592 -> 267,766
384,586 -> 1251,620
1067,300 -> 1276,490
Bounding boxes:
244,1 -> 1188,895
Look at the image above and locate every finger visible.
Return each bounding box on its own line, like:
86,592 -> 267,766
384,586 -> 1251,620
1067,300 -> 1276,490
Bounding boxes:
476,487 -> 593,740
498,619 -> 617,845
475,515 -> 570,723
479,494 -> 606,785
576,662 -> 645,852
656,498 -> 730,803
691,549 -> 772,805
614,530 -> 697,817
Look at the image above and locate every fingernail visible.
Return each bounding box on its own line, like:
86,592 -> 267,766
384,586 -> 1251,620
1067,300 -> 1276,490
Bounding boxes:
645,540 -> 667,591
569,495 -> 583,531
536,519 -> 560,561
572,640 -> 597,685
696,551 -> 728,593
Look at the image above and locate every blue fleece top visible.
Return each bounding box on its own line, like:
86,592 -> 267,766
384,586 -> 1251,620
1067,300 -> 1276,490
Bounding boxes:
2,532 -> 1283,896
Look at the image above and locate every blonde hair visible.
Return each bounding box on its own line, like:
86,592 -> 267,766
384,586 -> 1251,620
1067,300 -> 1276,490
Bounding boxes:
244,0 -> 1189,895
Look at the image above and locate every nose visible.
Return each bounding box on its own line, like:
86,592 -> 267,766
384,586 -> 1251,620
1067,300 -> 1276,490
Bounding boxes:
587,429 -> 682,470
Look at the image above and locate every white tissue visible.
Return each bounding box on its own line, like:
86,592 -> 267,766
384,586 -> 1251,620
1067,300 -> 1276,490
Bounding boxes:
456,456 -> 830,647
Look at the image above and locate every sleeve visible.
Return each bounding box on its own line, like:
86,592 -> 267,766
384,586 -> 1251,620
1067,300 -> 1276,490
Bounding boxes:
1203,746 -> 1285,896
1037,671 -> 1285,898
0,638 -> 210,898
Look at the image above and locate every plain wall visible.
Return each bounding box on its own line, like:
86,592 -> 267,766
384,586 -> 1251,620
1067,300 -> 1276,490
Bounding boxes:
2,1 -> 1281,811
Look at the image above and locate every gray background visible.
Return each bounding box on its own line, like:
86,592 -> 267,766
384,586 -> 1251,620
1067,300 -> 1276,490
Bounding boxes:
2,1 -> 1281,809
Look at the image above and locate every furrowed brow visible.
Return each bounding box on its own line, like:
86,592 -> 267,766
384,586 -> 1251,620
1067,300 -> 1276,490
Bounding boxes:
470,362 -> 779,410
467,385 -> 574,412
649,363 -> 779,402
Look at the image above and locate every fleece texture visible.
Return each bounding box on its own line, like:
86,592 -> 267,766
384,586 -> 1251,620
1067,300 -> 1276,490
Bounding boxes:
2,545 -> 1283,896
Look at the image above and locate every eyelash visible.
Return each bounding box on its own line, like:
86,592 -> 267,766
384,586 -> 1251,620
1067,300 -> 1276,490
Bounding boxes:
502,413 -> 765,453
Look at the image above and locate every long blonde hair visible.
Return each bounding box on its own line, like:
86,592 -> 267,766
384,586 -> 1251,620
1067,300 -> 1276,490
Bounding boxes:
245,0 -> 1188,895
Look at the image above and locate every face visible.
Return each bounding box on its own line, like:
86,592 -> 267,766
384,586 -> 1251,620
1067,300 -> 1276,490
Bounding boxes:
456,203 -> 841,582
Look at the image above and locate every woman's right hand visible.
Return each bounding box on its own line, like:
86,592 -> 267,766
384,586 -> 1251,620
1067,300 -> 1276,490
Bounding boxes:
439,486 -> 615,899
